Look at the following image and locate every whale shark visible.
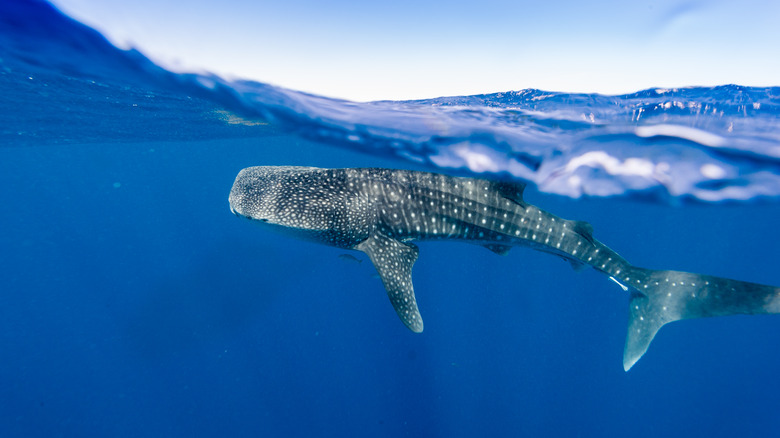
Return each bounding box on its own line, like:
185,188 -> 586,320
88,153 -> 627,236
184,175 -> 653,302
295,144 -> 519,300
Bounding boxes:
229,166 -> 780,370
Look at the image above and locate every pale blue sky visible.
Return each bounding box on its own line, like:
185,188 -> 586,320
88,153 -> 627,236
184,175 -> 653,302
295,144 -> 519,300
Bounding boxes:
50,0 -> 780,101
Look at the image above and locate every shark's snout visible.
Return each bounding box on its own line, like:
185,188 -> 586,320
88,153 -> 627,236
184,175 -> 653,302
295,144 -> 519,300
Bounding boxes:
229,204 -> 268,222
229,203 -> 248,219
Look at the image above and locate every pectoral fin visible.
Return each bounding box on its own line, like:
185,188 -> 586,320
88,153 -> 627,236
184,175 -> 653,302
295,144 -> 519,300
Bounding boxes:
357,232 -> 424,333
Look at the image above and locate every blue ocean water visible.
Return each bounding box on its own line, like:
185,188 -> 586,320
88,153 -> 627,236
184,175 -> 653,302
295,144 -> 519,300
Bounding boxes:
2,1 -> 780,437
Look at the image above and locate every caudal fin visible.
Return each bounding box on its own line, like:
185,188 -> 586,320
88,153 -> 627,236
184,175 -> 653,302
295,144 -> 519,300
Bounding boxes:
620,267 -> 780,371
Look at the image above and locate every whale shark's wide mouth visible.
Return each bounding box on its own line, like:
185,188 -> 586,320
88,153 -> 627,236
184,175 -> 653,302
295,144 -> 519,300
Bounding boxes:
230,206 -> 268,223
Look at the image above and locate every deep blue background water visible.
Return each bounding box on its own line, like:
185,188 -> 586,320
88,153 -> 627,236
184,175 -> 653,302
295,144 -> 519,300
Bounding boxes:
3,136 -> 780,437
2,1 -> 780,437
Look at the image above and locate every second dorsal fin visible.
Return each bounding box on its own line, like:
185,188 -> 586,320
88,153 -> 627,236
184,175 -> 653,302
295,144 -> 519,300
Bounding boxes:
571,220 -> 595,245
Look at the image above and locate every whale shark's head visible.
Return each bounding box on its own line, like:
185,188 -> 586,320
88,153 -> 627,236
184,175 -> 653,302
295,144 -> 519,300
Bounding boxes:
229,165 -> 363,246
230,165 -> 374,248
229,166 -> 320,226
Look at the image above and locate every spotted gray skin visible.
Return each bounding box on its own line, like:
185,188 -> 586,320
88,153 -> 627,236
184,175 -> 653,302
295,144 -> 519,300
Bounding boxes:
229,166 -> 780,371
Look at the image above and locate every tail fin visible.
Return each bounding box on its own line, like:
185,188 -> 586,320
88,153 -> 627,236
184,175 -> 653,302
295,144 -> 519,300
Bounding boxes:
620,267 -> 780,371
